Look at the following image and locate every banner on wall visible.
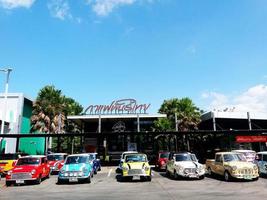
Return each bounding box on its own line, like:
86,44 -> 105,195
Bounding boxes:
236,136 -> 267,143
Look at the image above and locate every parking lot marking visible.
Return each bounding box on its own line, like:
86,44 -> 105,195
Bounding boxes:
108,169 -> 113,177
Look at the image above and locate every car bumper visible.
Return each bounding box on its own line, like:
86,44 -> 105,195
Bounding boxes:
176,172 -> 205,178
231,174 -> 259,179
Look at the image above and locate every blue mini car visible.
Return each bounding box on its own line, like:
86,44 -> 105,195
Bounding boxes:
88,153 -> 101,174
58,154 -> 93,184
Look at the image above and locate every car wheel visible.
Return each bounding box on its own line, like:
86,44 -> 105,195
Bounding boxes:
173,170 -> 178,180
57,179 -> 63,185
147,176 -> 152,182
199,175 -> 205,180
224,171 -> 231,182
86,176 -> 91,183
166,168 -> 170,177
98,166 -> 101,171
253,177 -> 259,181
6,181 -> 12,187
36,177 -> 42,185
94,169 -> 97,175
207,167 -> 213,176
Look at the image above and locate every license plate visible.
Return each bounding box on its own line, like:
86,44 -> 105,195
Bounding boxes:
133,175 -> 140,179
16,180 -> 24,184
244,176 -> 252,180
189,174 -> 197,178
69,177 -> 78,182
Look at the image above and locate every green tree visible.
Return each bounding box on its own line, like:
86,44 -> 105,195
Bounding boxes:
31,85 -> 83,133
154,97 -> 201,131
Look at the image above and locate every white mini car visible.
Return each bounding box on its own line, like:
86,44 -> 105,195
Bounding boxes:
166,152 -> 205,179
256,152 -> 267,176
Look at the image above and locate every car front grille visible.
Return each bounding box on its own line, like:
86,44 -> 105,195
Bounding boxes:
184,168 -> 197,174
128,169 -> 144,175
11,173 -> 32,180
237,168 -> 253,175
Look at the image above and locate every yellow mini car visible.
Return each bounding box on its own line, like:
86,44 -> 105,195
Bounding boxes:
121,153 -> 151,181
0,153 -> 26,176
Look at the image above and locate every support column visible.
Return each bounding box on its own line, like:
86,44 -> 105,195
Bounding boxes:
98,115 -> 101,133
212,112 -> 216,131
247,112 -> 252,130
137,114 -> 140,133
175,113 -> 178,131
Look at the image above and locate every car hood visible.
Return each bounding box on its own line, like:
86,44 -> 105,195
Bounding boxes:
125,162 -> 149,169
12,165 -> 38,173
174,161 -> 202,168
62,163 -> 90,172
225,161 -> 256,168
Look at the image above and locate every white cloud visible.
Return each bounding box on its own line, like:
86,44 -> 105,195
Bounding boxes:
0,0 -> 35,9
202,84 -> 267,113
86,0 -> 153,16
48,0 -> 72,20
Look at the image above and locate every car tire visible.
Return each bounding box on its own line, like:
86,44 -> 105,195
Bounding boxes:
173,170 -> 178,180
224,171 -> 231,182
147,176 -> 152,182
166,168 -> 170,177
36,177 -> 41,185
98,166 -> 101,171
199,175 -> 205,180
207,167 -> 213,176
6,181 -> 12,187
253,177 -> 259,181
86,176 -> 91,183
94,169 -> 97,175
57,179 -> 63,185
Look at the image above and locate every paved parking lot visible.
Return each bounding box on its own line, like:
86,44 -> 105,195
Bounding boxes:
1,167 -> 267,200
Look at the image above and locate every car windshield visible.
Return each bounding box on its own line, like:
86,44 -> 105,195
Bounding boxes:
175,154 -> 197,162
89,154 -> 96,160
47,155 -> 64,161
243,152 -> 256,158
16,158 -> 40,166
125,154 -> 147,162
160,153 -> 169,159
65,156 -> 88,164
224,154 -> 246,162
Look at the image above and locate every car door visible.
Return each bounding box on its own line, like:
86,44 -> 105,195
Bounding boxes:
215,154 -> 224,175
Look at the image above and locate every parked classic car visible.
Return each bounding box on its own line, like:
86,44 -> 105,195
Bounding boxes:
5,156 -> 50,186
232,150 -> 256,162
206,152 -> 259,181
88,153 -> 101,174
155,151 -> 170,170
121,153 -> 151,181
58,154 -> 93,184
116,151 -> 138,174
47,153 -> 68,174
166,152 -> 205,179
256,152 -> 267,176
0,153 -> 27,176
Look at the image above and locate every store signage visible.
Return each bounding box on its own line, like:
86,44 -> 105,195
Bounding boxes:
84,99 -> 151,115
236,136 -> 267,143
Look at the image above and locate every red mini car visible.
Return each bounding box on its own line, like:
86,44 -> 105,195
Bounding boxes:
156,152 -> 170,170
5,156 -> 50,186
47,153 -> 67,174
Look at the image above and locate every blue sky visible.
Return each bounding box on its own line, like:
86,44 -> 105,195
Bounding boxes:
1,0 -> 267,113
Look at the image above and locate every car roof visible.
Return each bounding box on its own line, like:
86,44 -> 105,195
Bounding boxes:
48,153 -> 67,155
257,151 -> 267,154
216,152 -> 242,155
67,154 -> 89,157
125,153 -> 146,157
232,150 -> 255,153
21,155 -> 46,158
122,151 -> 138,154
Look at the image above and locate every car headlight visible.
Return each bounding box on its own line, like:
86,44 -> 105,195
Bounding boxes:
184,169 -> 190,174
253,165 -> 258,170
64,173 -> 68,177
122,166 -> 129,171
7,171 -> 12,176
231,166 -> 237,171
144,166 -> 150,171
31,169 -> 36,175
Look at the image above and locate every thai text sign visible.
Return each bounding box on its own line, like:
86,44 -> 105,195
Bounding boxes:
84,99 -> 151,115
236,136 -> 267,143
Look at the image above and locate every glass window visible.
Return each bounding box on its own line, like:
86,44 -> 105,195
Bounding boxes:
65,156 -> 88,164
125,154 -> 147,162
262,155 -> 267,162
16,158 -> 40,166
215,155 -> 222,163
223,154 -> 245,162
159,153 -> 170,159
175,154 -> 197,162
47,155 -> 64,161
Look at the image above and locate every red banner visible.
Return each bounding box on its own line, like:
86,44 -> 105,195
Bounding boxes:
236,136 -> 267,143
